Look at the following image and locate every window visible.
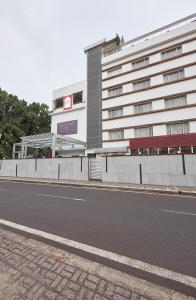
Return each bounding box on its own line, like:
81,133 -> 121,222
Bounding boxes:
133,78 -> 150,91
134,126 -> 153,137
166,122 -> 189,135
161,45 -> 182,60
132,57 -> 149,69
108,108 -> 123,118
108,86 -> 122,97
149,148 -> 159,155
163,69 -> 184,83
109,130 -> 124,140
140,149 -> 149,155
108,66 -> 122,77
73,91 -> 83,105
165,95 -> 187,109
54,97 -> 63,109
169,147 -> 180,154
134,102 -> 152,114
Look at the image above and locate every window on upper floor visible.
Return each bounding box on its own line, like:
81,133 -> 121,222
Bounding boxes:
132,57 -> 149,69
54,97 -> 64,109
163,69 -> 184,83
134,126 -> 153,138
108,66 -> 122,77
165,95 -> 187,109
73,91 -> 83,105
166,122 -> 189,135
133,78 -> 150,91
109,130 -> 124,140
134,102 -> 152,114
161,45 -> 182,60
108,86 -> 123,97
108,108 -> 123,118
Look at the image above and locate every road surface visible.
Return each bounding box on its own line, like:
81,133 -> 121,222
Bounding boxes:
0,180 -> 195,296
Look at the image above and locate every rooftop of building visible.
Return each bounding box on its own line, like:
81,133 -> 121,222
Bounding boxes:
84,13 -> 196,58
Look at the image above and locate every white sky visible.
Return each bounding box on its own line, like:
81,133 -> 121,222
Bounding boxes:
0,0 -> 196,107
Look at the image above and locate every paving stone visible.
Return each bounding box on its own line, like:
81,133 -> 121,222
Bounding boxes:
85,289 -> 95,300
55,262 -> 67,274
0,234 -> 152,300
65,264 -> 76,273
77,271 -> 88,284
63,288 -> 76,299
71,269 -> 82,282
87,273 -> 100,284
113,293 -> 129,300
105,282 -> 116,298
51,261 -> 61,272
42,290 -> 59,299
26,284 -> 45,300
50,275 -> 63,289
28,262 -> 39,271
115,286 -> 131,297
75,287 -> 87,300
97,279 -> 107,295
56,277 -> 68,292
45,270 -> 58,280
67,280 -> 81,292
93,294 -> 108,300
131,292 -> 140,300
61,269 -> 73,279
84,279 -> 97,290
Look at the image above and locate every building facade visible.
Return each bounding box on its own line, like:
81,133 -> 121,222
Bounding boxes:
52,14 -> 196,156
101,14 -> 196,154
51,81 -> 87,156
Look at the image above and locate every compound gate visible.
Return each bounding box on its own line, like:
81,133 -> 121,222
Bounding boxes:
89,157 -> 102,180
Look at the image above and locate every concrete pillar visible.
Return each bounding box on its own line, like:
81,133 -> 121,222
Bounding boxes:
52,135 -> 56,158
12,144 -> 16,159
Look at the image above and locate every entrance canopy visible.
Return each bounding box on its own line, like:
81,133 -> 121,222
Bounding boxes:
13,133 -> 86,158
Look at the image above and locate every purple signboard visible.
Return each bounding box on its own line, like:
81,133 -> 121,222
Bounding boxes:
57,120 -> 78,135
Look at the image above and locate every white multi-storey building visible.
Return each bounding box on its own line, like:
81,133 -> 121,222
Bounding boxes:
100,14 -> 196,154
52,14 -> 196,156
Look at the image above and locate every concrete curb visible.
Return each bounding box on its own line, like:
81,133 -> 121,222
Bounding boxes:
0,176 -> 196,197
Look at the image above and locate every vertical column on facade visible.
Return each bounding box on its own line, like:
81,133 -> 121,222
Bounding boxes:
84,40 -> 105,149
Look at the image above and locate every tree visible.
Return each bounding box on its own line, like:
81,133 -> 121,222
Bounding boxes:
0,88 -> 51,158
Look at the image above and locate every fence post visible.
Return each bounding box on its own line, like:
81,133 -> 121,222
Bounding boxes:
88,157 -> 90,181
58,164 -> 60,180
182,154 -> 186,175
105,156 -> 108,173
35,159 -> 37,172
80,157 -> 83,172
139,163 -> 142,184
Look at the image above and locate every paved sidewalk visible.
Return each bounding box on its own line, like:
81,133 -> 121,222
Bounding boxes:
0,176 -> 196,196
0,228 -> 194,300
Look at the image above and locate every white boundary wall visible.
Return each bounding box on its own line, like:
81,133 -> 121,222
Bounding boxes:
0,158 -> 89,181
102,155 -> 196,187
0,155 -> 196,186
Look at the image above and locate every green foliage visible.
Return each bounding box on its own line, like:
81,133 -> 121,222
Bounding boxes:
0,88 -> 51,158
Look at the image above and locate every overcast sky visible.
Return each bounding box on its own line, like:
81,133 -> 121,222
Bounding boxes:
0,0 -> 196,107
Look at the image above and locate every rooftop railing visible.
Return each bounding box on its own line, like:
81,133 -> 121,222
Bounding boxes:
103,13 -> 196,57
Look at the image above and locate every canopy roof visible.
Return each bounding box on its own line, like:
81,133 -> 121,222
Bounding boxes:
17,133 -> 86,148
13,133 -> 86,158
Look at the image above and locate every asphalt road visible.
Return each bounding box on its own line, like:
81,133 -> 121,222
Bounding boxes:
0,180 -> 195,296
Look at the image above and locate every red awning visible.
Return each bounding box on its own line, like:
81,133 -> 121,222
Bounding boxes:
129,133 -> 196,149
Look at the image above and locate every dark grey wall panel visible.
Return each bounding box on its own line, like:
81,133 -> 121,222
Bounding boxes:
86,46 -> 102,149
